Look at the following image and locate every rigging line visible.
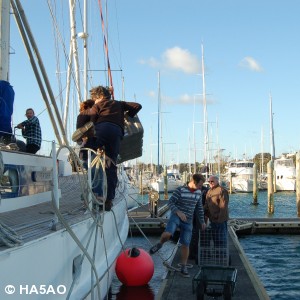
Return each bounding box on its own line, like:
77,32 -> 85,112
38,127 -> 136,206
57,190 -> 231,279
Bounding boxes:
33,85 -> 67,119
15,0 -> 69,145
51,187 -> 101,299
66,215 -> 99,299
11,0 -> 63,146
47,0 -> 82,102
112,0 -> 123,72
98,0 -> 114,99
49,0 -> 64,115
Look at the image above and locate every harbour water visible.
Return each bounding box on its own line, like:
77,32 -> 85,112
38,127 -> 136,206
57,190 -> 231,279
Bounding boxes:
109,191 -> 300,299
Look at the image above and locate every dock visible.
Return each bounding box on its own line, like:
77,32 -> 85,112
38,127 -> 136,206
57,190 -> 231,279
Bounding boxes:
128,202 -> 300,300
156,226 -> 270,300
229,218 -> 300,234
128,200 -> 169,234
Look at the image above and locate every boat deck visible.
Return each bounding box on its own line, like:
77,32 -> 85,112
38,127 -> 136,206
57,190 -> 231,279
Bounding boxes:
0,175 -> 100,250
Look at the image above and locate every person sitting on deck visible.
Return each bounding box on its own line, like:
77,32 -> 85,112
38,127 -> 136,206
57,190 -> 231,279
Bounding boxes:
149,174 -> 206,278
16,108 -> 42,154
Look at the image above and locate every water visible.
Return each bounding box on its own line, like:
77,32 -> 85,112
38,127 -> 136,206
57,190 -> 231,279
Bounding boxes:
228,190 -> 299,219
230,191 -> 300,300
110,191 -> 300,299
239,235 -> 300,300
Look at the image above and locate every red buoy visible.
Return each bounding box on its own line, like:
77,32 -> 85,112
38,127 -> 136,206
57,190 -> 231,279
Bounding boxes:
116,248 -> 154,286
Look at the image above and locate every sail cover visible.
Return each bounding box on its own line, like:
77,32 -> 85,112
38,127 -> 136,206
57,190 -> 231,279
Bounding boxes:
0,80 -> 14,137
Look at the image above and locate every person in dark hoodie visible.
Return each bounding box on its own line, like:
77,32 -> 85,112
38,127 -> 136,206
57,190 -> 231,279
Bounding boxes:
76,99 -> 97,170
86,85 -> 142,210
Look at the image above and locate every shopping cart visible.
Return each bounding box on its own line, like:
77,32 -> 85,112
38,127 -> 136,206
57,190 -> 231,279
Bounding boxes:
192,224 -> 237,300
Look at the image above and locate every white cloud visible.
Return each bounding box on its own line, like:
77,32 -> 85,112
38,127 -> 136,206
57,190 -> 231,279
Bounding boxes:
239,56 -> 263,72
162,93 -> 215,105
139,47 -> 201,74
148,90 -> 156,98
162,47 -> 201,74
179,94 -> 193,104
138,57 -> 160,68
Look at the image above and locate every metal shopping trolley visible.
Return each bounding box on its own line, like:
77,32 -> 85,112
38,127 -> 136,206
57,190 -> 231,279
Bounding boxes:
192,224 -> 237,300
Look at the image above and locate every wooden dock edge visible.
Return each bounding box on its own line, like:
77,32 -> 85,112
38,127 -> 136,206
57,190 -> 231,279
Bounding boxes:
228,227 -> 270,300
156,280 -> 167,300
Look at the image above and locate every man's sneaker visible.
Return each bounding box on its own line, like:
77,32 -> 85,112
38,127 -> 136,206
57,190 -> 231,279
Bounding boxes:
180,266 -> 190,278
149,243 -> 162,254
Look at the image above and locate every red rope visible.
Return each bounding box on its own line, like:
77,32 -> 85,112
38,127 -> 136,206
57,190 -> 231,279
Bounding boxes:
98,0 -> 114,99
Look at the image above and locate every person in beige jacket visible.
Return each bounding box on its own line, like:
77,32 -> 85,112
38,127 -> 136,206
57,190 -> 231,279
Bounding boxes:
204,175 -> 229,254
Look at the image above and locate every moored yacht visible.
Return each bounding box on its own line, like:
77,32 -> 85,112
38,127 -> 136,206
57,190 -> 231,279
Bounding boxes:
226,160 -> 254,193
150,169 -> 183,194
274,155 -> 296,191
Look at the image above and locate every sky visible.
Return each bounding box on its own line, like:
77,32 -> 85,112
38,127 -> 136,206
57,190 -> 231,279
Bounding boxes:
7,0 -> 300,166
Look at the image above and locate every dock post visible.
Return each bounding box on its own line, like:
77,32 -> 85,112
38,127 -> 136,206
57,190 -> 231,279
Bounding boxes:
273,169 -> 277,193
252,163 -> 258,205
187,172 -> 191,183
182,171 -> 187,185
149,191 -> 159,218
229,172 -> 233,194
267,160 -> 274,214
296,152 -> 300,216
163,166 -> 168,200
139,171 -> 143,194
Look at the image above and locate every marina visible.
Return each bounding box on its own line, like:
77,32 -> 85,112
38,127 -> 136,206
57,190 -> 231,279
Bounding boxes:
109,191 -> 300,300
1,1 -> 300,300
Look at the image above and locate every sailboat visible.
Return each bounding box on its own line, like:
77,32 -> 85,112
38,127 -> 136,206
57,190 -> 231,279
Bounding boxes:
0,1 -> 141,299
149,72 -> 183,193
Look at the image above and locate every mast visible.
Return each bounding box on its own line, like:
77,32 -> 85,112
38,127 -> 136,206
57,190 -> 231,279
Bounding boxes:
270,92 -> 275,160
201,44 -> 209,177
261,126 -> 264,174
157,71 -> 161,175
69,0 -> 81,103
193,94 -> 197,173
0,0 -> 10,81
188,128 -> 192,174
83,0 -> 88,100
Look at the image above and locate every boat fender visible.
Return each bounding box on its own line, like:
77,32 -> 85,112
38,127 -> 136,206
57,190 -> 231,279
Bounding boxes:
116,247 -> 154,286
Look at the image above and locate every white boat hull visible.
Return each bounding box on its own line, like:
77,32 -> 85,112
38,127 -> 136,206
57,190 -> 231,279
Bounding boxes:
275,178 -> 295,191
232,178 -> 253,193
150,178 -> 183,193
274,156 -> 296,192
0,149 -> 130,300
0,200 -> 128,300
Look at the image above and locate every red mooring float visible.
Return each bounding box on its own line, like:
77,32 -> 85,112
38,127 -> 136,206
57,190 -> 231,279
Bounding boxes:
116,248 -> 154,286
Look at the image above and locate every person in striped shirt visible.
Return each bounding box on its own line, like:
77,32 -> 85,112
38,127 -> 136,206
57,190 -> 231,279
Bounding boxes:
150,174 -> 206,277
